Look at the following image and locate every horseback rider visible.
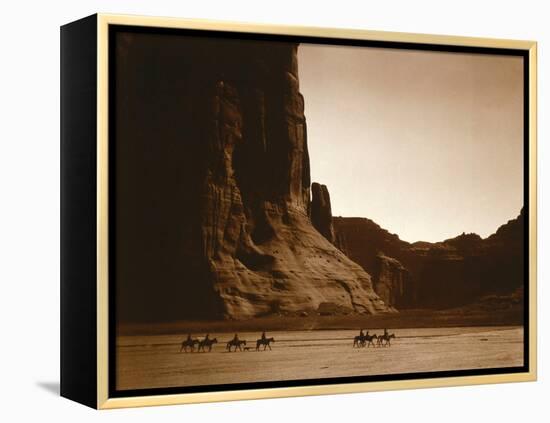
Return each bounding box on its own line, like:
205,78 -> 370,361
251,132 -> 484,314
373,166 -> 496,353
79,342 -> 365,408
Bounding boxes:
205,333 -> 210,342
359,328 -> 364,338
256,332 -> 274,351
232,333 -> 239,343
186,333 -> 192,342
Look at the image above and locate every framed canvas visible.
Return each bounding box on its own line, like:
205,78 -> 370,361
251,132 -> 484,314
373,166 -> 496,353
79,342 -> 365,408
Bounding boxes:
60,13 -> 537,409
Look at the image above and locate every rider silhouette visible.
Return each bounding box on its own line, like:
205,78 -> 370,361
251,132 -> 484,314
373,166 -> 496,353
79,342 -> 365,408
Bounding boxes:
205,333 -> 210,342
261,331 -> 267,341
359,329 -> 365,337
186,334 -> 192,342
383,328 -> 388,337
233,333 -> 239,342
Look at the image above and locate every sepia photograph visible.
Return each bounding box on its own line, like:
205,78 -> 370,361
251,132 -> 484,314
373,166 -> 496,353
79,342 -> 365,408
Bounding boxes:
110,26 -> 527,394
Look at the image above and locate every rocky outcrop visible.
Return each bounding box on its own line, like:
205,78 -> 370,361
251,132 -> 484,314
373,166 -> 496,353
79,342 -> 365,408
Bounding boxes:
371,254 -> 414,308
333,210 -> 525,310
115,33 -> 390,322
310,182 -> 335,243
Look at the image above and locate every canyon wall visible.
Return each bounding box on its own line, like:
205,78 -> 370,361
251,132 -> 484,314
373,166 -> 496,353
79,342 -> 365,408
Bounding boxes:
114,31 -> 524,322
333,209 -> 525,309
115,32 -> 390,322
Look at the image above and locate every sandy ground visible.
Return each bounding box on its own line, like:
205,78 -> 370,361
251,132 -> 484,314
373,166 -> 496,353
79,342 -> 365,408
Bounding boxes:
116,326 -> 523,390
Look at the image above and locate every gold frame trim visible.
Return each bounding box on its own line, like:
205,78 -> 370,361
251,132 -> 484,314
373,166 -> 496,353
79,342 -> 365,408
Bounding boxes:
95,13 -> 537,409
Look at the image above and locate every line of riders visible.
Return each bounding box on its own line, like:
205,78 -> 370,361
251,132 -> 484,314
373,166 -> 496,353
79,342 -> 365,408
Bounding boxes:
353,328 -> 396,348
180,332 -> 275,353
180,328 -> 395,352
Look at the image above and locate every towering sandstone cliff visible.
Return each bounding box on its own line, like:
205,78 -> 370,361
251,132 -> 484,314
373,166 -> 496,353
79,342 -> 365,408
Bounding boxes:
115,33 -> 390,322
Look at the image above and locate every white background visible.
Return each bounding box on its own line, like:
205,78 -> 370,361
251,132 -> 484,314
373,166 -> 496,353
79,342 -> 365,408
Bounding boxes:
0,0 -> 546,421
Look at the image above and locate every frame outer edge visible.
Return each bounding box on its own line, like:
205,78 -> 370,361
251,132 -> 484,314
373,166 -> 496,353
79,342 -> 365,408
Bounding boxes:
528,42 -> 537,381
94,13 -> 538,409
97,14 -> 109,409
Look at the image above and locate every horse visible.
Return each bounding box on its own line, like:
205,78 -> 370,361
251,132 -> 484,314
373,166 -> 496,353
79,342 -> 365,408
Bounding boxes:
180,338 -> 199,353
197,337 -> 218,352
226,339 -> 247,352
256,337 -> 275,351
385,333 -> 396,346
353,335 -> 366,348
377,333 -> 396,347
364,333 -> 378,348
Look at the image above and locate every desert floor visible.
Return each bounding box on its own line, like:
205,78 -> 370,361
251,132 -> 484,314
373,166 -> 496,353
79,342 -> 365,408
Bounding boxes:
116,326 -> 523,390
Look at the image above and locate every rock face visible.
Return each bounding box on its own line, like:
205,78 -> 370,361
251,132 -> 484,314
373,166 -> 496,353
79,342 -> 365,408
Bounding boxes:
310,182 -> 335,243
115,33 -> 390,322
371,253 -> 414,308
333,210 -> 525,309
333,217 -> 417,307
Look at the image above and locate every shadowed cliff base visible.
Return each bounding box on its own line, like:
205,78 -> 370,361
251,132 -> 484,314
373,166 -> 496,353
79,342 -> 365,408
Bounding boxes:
118,296 -> 523,336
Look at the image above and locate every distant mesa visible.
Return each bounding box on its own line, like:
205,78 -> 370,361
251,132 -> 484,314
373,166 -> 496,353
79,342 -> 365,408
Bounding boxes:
333,208 -> 524,310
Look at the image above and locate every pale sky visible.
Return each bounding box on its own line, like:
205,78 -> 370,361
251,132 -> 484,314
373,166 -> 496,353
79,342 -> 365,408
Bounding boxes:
298,44 -> 524,243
